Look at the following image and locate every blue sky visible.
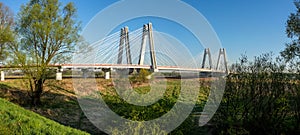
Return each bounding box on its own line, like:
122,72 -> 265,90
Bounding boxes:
3,0 -> 295,63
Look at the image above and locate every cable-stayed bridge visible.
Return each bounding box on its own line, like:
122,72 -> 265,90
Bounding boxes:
0,23 -> 228,80
71,23 -> 228,77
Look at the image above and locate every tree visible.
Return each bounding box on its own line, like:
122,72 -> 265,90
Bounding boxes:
130,69 -> 151,84
281,0 -> 300,65
12,0 -> 81,106
0,2 -> 14,62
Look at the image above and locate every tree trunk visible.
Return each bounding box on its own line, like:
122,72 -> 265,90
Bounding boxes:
31,78 -> 44,106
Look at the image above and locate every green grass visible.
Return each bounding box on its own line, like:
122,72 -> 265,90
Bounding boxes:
0,78 -> 211,134
0,98 -> 89,135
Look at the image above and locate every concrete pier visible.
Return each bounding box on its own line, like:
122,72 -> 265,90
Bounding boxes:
1,71 -> 4,81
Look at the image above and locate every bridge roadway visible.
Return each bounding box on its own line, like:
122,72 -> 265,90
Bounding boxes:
0,64 -> 227,80
0,64 -> 225,73
58,64 -> 223,73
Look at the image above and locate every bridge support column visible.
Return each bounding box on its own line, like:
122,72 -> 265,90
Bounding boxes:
102,68 -> 111,79
56,68 -> 63,80
81,68 -> 89,79
1,71 -> 4,81
56,72 -> 62,80
105,72 -> 110,79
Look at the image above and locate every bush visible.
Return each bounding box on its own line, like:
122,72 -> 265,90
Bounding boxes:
212,53 -> 297,134
130,69 -> 151,83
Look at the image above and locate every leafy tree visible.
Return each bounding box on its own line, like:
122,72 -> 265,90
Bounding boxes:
12,0 -> 81,106
0,2 -> 14,62
281,0 -> 300,67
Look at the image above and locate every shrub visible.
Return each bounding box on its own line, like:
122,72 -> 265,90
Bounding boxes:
213,53 -> 293,134
130,69 -> 151,83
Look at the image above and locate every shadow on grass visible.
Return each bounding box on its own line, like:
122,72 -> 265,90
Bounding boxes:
0,83 -> 30,106
0,81 -> 105,135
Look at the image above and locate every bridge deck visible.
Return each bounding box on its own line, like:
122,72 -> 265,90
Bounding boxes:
0,64 -> 226,73
60,64 -> 224,73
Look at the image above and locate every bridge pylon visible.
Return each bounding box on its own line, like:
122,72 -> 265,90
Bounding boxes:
216,48 -> 229,74
202,48 -> 213,69
117,27 -> 132,65
138,23 -> 158,72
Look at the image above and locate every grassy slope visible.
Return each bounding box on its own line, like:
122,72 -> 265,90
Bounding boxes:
0,98 -> 89,135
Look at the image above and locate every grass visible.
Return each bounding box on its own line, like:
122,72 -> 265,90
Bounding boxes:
0,97 -> 89,135
0,79 -> 103,134
0,78 -> 212,134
